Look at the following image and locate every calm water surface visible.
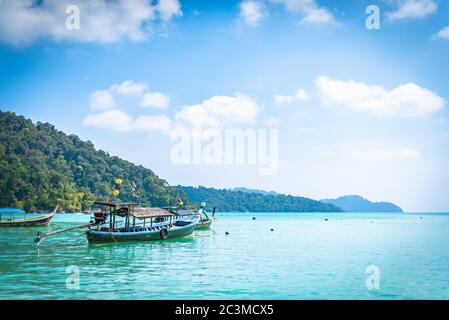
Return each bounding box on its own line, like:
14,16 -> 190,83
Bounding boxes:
1,212 -> 449,299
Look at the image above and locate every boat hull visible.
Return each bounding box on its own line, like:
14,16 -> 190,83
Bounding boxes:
0,213 -> 54,228
196,219 -> 213,229
86,221 -> 197,243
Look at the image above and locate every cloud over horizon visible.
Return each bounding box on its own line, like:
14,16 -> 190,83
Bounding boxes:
84,80 -> 172,133
89,80 -> 170,111
175,93 -> 260,128
84,81 -> 261,135
315,76 -> 445,117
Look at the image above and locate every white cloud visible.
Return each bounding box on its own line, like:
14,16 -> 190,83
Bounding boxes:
353,147 -> 421,161
239,0 -> 266,27
265,117 -> 280,126
89,90 -> 115,110
83,109 -> 133,131
435,26 -> 449,39
315,76 -> 445,117
274,88 -> 310,105
271,0 -> 336,25
386,0 -> 437,21
83,111 -> 171,133
299,7 -> 335,25
110,80 -> 147,97
88,80 -> 170,110
85,80 -> 173,132
84,87 -> 261,135
157,0 -> 183,21
175,93 -> 260,128
139,92 -> 170,109
0,0 -> 183,46
133,115 -> 172,132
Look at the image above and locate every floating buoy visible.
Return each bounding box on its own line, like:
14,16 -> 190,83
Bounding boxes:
225,231 -> 229,235
270,228 -> 274,231
324,218 -> 328,221
252,217 -> 256,220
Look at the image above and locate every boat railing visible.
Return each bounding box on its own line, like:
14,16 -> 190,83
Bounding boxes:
96,218 -> 176,231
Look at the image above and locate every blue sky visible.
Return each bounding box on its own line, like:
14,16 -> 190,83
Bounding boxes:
1,0 -> 449,211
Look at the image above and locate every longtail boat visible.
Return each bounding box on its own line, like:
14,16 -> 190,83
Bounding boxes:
169,205 -> 216,230
193,206 -> 215,230
0,206 -> 56,228
34,201 -> 198,244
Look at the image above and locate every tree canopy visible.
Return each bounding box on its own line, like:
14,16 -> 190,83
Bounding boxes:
179,186 -> 343,212
0,111 -> 186,212
1,111 -> 343,213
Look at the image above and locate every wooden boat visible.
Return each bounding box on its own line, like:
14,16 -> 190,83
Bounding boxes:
196,217 -> 213,229
34,201 -> 198,244
171,206 -> 216,230
0,207 -> 56,228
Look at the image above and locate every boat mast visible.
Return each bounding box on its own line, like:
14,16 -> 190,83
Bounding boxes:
109,206 -> 113,231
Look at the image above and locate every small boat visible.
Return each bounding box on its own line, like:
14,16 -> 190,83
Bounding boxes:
0,206 -> 56,228
34,201 -> 198,244
196,206 -> 215,230
196,217 -> 213,229
170,204 -> 216,230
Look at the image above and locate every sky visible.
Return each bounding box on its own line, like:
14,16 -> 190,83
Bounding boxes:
1,0 -> 449,211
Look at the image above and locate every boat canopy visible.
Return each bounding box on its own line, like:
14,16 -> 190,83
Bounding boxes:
94,201 -> 138,207
0,208 -> 25,214
175,209 -> 197,216
131,207 -> 174,219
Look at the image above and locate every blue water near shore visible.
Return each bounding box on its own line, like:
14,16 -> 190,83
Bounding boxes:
1,212 -> 449,299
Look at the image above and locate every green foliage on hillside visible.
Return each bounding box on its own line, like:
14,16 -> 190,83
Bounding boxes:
179,186 -> 343,212
0,111 -> 345,213
0,111 -> 186,212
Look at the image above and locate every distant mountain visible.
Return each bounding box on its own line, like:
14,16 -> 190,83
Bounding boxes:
320,195 -> 403,212
232,187 -> 279,196
179,186 -> 343,212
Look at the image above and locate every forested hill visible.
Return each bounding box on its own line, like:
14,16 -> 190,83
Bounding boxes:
0,111 -> 342,213
0,111 -> 186,212
179,186 -> 343,212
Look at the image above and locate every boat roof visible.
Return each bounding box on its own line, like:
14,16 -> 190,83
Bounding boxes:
131,207 -> 174,219
94,201 -> 139,207
175,209 -> 197,216
0,208 -> 25,214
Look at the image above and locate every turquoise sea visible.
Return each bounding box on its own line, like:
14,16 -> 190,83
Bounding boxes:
0,212 -> 449,300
